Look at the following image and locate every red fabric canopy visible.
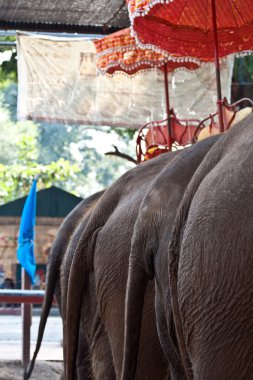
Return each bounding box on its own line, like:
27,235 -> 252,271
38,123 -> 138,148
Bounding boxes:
94,27 -> 199,75
128,0 -> 253,62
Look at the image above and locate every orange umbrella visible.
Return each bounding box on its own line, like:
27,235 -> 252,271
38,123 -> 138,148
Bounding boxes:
95,27 -> 199,75
95,28 -> 200,151
128,0 -> 253,131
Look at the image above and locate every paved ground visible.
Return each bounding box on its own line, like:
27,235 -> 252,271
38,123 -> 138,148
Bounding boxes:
0,360 -> 63,380
0,313 -> 63,361
0,312 -> 63,378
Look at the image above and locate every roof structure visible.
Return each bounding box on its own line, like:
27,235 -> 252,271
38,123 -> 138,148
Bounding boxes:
0,186 -> 83,218
0,0 -> 129,34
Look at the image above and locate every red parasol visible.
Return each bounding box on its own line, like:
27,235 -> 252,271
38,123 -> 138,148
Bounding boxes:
94,27 -> 199,75
95,28 -> 201,160
128,0 -> 253,131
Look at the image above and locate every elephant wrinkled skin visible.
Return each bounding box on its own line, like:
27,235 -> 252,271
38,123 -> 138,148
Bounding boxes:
121,134 -> 221,380
169,114 -> 253,379
65,152 -> 181,380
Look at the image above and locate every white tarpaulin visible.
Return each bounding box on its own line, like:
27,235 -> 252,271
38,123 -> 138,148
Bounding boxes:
17,33 -> 234,129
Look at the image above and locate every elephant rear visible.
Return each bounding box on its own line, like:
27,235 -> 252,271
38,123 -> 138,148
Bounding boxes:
170,114 -> 253,379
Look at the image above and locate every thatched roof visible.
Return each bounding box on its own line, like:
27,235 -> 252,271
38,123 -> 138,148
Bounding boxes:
0,0 -> 129,34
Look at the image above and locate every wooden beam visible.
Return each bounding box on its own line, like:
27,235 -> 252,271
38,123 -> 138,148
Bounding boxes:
21,269 -> 31,369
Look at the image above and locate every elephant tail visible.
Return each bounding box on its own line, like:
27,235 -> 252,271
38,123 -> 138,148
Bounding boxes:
121,249 -> 149,380
23,255 -> 59,380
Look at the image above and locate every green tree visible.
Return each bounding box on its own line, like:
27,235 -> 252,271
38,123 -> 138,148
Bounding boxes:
0,37 -> 17,84
0,133 -> 80,204
233,56 -> 253,83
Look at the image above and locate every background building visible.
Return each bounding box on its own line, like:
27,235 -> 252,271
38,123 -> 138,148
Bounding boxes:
0,186 -> 82,288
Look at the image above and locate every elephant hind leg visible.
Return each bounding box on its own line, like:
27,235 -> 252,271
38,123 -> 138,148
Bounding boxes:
90,312 -> 116,380
76,332 -> 93,379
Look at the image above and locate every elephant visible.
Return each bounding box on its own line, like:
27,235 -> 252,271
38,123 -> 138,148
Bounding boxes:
168,113 -> 253,379
121,134 -> 222,380
64,150 -> 183,380
24,189 -> 106,380
60,195 -> 116,380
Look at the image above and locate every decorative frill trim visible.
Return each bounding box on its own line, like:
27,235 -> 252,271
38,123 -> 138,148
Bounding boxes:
96,63 -> 205,77
96,44 -> 166,58
131,30 -> 202,65
234,50 -> 253,58
95,41 -> 204,75
129,28 -> 251,65
128,0 -> 175,19
97,66 -> 162,77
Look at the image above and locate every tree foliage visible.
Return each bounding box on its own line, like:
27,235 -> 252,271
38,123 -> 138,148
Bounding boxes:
0,36 -> 17,84
0,133 -> 80,204
233,56 -> 253,83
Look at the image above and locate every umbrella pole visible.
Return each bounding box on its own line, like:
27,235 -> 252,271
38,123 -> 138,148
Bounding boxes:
211,0 -> 224,132
163,64 -> 173,148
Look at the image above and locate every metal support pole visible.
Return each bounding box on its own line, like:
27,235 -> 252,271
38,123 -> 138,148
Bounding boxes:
21,268 -> 32,369
163,64 -> 173,148
211,0 -> 224,132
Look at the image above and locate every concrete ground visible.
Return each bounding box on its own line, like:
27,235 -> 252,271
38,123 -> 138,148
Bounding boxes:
0,312 -> 63,379
0,360 -> 63,380
0,313 -> 63,361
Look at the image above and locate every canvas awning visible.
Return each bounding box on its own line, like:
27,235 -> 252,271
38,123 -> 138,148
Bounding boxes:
0,0 -> 129,34
17,32 -> 234,129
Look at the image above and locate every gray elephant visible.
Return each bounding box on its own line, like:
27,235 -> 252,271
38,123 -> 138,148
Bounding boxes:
64,151 -> 183,380
60,194 -> 116,380
121,134 -> 222,380
25,189 -> 107,380
168,114 -> 253,379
